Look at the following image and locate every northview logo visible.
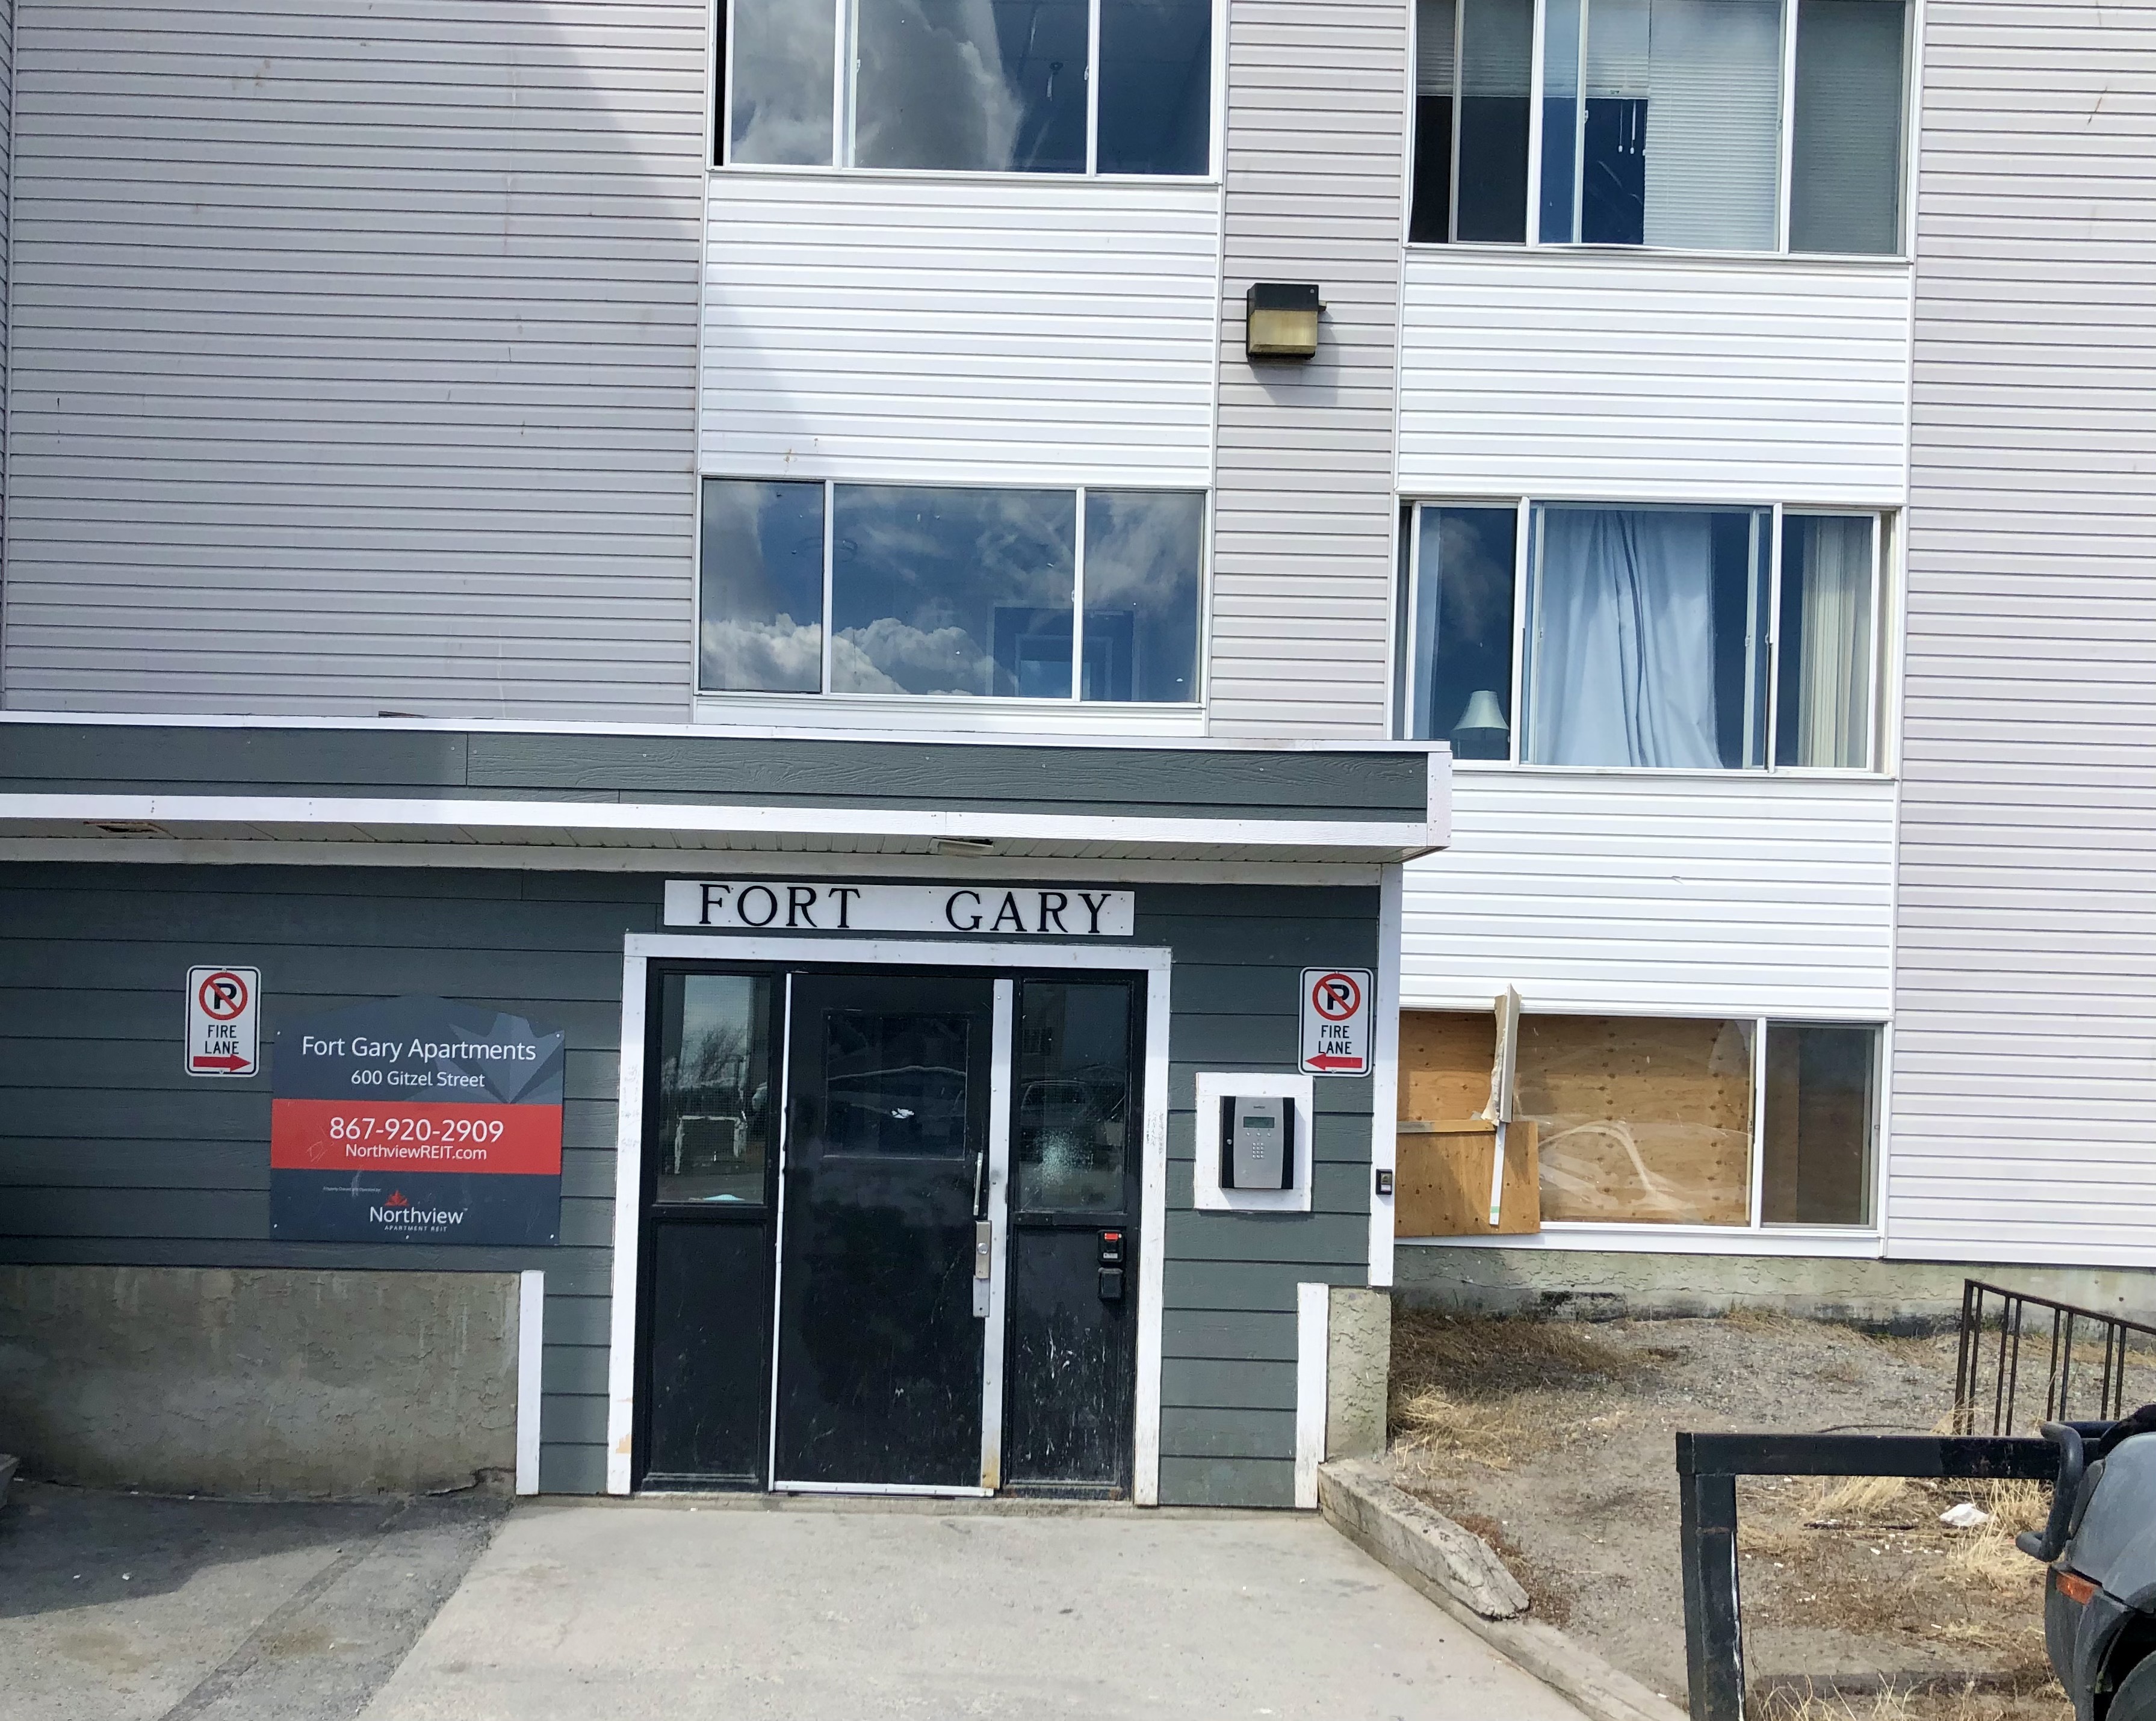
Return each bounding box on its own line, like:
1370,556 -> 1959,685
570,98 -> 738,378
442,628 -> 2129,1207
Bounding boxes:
369,1190 -> 466,1228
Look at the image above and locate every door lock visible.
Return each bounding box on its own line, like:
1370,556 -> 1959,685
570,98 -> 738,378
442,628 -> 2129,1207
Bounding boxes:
973,1219 -> 994,1318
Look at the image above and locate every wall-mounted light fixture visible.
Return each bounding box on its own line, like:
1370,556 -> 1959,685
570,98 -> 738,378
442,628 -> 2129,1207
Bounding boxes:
1245,282 -> 1322,360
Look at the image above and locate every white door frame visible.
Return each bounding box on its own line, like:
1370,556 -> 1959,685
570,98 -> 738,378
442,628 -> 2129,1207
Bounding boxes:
604,933 -> 1173,1504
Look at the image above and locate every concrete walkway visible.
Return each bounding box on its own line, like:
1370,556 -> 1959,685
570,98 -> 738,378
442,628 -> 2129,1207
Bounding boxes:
358,1498 -> 1590,1721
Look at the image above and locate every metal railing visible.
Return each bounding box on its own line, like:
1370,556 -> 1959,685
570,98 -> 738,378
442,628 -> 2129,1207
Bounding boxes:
1954,1279 -> 2156,1435
1677,1432 -> 2060,1721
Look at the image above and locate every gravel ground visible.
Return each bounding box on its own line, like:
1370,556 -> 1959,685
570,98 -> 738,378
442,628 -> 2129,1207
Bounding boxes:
1387,1310 -> 2069,1721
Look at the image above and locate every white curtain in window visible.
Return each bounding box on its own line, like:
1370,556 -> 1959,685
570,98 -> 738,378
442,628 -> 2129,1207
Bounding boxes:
1640,0 -> 1782,250
1529,507 -> 1720,766
1791,516 -> 1872,767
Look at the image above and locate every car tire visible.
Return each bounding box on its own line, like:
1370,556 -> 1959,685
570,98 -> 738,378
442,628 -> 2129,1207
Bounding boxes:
2111,1652 -> 2156,1721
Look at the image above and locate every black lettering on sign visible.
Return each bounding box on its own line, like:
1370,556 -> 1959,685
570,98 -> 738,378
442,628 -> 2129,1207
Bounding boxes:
699,883 -> 731,927
786,885 -> 818,928
1038,891 -> 1070,933
1079,891 -> 1112,935
829,885 -> 861,929
946,890 -> 983,932
738,885 -> 779,927
990,892 -> 1026,933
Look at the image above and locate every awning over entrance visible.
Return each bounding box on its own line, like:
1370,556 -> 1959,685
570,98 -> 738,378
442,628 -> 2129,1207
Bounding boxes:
0,718 -> 1449,867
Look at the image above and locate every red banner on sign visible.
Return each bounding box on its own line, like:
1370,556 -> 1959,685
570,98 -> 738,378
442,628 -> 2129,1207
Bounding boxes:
270,1100 -> 563,1176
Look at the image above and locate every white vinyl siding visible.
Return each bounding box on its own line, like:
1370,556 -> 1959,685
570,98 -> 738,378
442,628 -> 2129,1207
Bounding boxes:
1402,773 -> 1895,1018
701,176 -> 1221,488
0,2 -> 707,721
1888,1 -> 2156,1268
1206,0 -> 1407,738
1398,253 -> 1912,505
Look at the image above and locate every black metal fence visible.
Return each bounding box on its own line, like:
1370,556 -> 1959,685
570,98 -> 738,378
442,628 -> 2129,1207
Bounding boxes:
1955,1279 -> 2156,1435
1676,1432 -> 2058,1721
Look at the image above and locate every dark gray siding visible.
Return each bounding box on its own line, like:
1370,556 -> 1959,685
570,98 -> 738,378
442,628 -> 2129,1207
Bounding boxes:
0,721 -> 1434,823
0,864 -> 1378,1504
0,861 -> 651,1493
1142,884 -> 1378,1509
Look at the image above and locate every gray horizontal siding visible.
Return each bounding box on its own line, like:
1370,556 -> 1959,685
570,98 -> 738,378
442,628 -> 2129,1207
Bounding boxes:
0,2 -> 706,721
1890,0 -> 2156,1264
0,860 -> 654,1488
1142,883 -> 1376,1507
0,865 -> 1379,1502
1207,0 -> 1408,738
0,722 -> 1433,821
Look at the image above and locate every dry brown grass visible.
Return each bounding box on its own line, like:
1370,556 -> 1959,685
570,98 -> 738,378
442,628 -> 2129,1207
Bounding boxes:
1754,1679 -> 2067,1721
1388,1309 -> 1659,1467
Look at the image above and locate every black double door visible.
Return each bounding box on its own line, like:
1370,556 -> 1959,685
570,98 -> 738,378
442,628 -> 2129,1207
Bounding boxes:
637,964 -> 1140,1495
773,972 -> 993,1489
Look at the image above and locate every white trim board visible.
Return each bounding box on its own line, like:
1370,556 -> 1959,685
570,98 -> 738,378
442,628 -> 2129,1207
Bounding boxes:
1294,1284 -> 1329,1511
516,1269 -> 545,1497
603,932 -> 1174,1507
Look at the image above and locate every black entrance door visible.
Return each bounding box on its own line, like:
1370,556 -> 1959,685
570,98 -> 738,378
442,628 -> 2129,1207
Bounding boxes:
773,972 -> 994,1488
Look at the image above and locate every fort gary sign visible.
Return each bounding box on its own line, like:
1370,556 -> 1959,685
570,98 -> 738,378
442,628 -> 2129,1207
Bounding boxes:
663,880 -> 1136,938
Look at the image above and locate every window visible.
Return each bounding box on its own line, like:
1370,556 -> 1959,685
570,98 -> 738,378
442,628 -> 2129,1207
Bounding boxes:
1399,499 -> 1882,770
654,972 -> 776,1204
1015,980 -> 1133,1211
1399,1007 -> 1880,1229
1410,0 -> 1906,253
699,478 -> 1204,702
720,0 -> 1214,175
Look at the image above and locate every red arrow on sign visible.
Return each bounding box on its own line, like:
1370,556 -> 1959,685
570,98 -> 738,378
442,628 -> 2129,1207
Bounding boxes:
191,1054 -> 251,1071
1307,1054 -> 1366,1071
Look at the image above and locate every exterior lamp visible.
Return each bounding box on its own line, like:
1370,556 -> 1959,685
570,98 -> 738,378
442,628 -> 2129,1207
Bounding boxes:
1245,282 -> 1322,360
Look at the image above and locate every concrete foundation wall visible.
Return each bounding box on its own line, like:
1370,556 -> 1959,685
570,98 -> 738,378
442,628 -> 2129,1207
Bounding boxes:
1394,1247 -> 2156,1330
0,1265 -> 518,1497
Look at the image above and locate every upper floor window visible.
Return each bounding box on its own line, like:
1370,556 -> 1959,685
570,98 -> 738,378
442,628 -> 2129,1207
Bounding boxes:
700,478 -> 1205,702
1401,498 -> 1882,768
720,0 -> 1213,175
1409,0 -> 1907,254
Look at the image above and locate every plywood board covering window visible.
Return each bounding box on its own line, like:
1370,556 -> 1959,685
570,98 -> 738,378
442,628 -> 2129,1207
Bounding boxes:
1399,1010 -> 1498,1122
1518,1015 -> 1755,1225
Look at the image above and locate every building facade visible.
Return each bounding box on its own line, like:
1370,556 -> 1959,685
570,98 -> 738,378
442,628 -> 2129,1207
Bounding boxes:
0,0 -> 2151,1500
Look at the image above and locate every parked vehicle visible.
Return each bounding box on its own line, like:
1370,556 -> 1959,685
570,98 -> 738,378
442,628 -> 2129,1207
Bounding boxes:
2024,1412 -> 2156,1720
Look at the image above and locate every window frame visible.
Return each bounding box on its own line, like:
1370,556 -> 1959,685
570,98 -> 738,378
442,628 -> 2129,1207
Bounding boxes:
695,474 -> 1212,709
1509,1006 -> 1886,1237
712,0 -> 1227,181
1398,494 -> 1889,775
1405,0 -> 1916,259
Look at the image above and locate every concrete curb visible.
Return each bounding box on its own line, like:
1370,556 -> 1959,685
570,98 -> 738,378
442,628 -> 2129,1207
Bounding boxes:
1318,1460 -> 1689,1721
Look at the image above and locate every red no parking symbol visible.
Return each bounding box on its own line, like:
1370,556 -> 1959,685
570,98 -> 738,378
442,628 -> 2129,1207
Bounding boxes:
197,970 -> 250,1021
1310,972 -> 1361,1021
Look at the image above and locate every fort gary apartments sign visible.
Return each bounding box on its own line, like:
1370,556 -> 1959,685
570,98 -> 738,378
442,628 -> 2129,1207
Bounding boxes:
663,880 -> 1136,938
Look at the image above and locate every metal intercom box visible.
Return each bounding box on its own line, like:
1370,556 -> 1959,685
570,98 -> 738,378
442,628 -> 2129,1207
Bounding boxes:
1221,1095 -> 1294,1190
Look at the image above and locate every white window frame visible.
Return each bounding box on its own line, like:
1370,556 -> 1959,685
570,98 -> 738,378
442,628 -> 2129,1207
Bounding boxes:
713,0 -> 1225,181
695,475 -> 1212,714
1398,495 -> 1890,776
1405,0 -> 1917,258
1442,1006 -> 1888,1241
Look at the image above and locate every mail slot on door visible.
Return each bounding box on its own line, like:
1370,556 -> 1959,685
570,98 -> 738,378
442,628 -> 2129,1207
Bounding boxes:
1220,1095 -> 1295,1191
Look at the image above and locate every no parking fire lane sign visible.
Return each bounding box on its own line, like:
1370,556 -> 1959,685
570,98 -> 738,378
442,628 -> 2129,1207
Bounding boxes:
1300,967 -> 1372,1077
187,965 -> 260,1078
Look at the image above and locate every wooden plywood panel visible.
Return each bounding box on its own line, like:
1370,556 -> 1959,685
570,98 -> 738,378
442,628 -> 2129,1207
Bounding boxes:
1517,1015 -> 1753,1226
1399,1009 -> 1496,1123
1395,1122 -> 1540,1237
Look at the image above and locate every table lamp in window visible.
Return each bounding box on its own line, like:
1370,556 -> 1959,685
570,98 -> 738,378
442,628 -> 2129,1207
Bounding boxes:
1451,689 -> 1510,761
